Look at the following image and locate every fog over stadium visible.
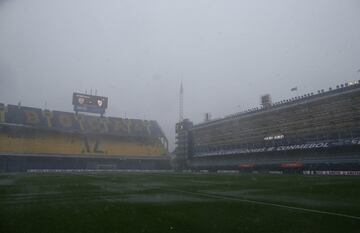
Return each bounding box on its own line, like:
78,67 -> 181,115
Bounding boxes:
1,0 -> 360,150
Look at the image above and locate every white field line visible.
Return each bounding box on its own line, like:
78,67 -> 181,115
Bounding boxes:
162,188 -> 360,221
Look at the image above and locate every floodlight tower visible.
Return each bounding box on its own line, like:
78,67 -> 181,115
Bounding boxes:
179,81 -> 184,122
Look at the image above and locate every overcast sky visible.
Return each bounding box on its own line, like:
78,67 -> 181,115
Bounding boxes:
1,0 -> 360,150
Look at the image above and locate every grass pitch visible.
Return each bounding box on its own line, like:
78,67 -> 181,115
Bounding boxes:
0,172 -> 360,233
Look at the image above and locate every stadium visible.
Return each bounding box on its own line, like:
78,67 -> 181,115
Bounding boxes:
175,82 -> 360,173
0,99 -> 170,172
2,1 -> 360,232
1,82 -> 360,233
1,87 -> 360,233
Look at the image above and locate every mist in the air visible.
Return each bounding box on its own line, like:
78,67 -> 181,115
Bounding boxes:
1,0 -> 360,150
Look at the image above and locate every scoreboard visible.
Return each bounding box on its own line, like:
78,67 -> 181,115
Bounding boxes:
72,93 -> 108,115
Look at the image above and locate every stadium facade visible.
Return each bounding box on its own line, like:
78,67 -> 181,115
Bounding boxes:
176,82 -> 360,172
0,104 -> 170,171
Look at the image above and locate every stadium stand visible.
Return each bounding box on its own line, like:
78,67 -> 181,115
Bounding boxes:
51,111 -> 81,131
0,105 -> 168,157
176,82 -> 360,171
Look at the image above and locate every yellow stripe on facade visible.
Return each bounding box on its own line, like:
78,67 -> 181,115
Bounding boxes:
0,131 -> 166,156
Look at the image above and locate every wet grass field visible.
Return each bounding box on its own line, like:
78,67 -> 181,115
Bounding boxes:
0,172 -> 360,233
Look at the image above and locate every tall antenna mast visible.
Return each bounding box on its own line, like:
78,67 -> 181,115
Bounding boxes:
179,80 -> 184,122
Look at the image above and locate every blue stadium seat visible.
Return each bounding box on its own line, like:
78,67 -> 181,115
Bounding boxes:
5,105 -> 47,127
51,111 -> 80,131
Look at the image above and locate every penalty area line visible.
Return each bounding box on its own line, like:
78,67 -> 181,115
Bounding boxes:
161,188 -> 360,221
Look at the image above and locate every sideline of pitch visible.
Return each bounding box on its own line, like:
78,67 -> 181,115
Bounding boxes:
161,187 -> 360,221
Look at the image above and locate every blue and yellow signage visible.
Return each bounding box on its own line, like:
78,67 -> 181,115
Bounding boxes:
2,104 -> 164,138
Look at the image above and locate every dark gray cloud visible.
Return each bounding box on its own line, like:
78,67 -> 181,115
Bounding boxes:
1,0 -> 360,150
0,0 -> 9,6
